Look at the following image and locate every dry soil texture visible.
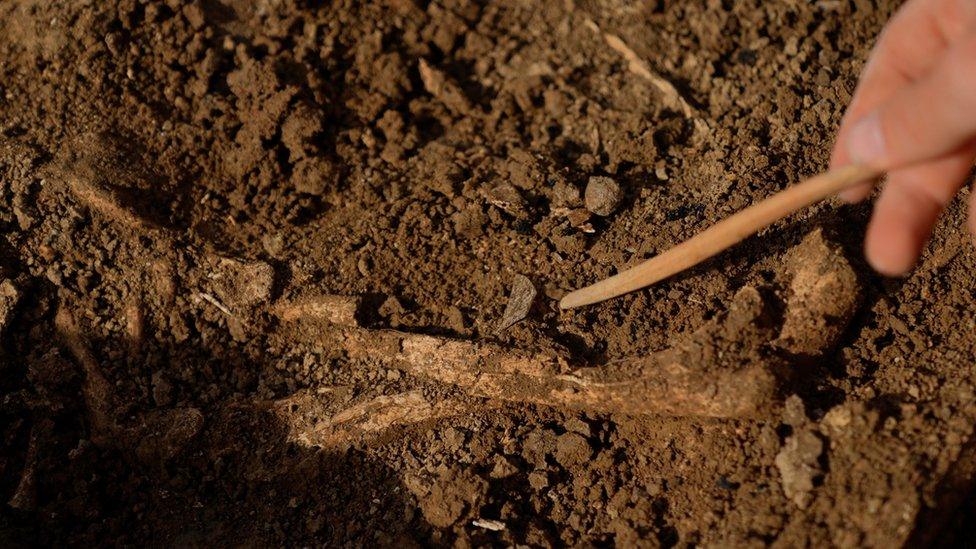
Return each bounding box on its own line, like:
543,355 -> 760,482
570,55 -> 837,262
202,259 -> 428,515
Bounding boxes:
1,0 -> 976,546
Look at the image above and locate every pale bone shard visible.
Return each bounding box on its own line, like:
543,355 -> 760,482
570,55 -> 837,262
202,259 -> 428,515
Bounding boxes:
124,296 -> 145,354
55,306 -> 119,443
472,518 -> 507,531
777,229 -> 861,357
602,34 -> 697,118
282,286 -> 785,419
199,292 -> 233,316
496,274 -> 536,333
64,171 -> 153,229
572,8 -> 707,136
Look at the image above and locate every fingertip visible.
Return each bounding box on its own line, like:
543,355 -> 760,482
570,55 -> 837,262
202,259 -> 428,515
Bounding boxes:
864,209 -> 921,276
863,182 -> 934,277
861,150 -> 976,277
864,225 -> 917,277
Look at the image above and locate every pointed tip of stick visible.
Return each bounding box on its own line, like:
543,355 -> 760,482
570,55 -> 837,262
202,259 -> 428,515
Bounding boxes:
558,165 -> 883,310
559,288 -> 593,310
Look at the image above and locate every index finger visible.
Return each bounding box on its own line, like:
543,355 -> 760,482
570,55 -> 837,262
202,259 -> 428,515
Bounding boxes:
831,0 -> 968,173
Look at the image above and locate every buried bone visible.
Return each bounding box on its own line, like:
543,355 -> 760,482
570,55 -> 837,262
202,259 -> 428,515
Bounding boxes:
265,249 -> 858,420
274,294 -> 362,327
55,307 -> 119,443
419,59 -> 474,114
269,389 -> 482,449
8,419 -> 50,511
124,296 -> 146,355
52,132 -> 176,231
55,306 -> 203,464
281,287 -> 787,419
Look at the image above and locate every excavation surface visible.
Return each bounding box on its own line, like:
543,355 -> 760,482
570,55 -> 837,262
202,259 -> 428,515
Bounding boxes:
1,0 -> 975,546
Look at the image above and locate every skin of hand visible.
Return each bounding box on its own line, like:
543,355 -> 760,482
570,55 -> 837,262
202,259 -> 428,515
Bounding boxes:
831,0 -> 976,276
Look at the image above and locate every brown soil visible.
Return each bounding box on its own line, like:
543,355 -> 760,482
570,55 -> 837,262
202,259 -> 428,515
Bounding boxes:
1,0 -> 974,546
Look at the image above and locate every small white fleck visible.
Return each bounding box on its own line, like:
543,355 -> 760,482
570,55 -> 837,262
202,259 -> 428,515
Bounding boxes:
472,518 -> 506,531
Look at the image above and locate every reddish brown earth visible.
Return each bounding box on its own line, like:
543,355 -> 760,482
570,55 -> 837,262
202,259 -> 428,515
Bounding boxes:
1,0 -> 975,546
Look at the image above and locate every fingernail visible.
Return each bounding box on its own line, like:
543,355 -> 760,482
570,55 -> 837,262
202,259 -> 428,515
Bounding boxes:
847,112 -> 887,167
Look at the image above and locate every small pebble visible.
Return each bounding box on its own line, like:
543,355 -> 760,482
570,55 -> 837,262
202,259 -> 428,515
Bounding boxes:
584,176 -> 622,216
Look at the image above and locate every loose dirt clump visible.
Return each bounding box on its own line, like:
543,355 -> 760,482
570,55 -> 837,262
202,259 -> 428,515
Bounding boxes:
0,280 -> 21,334
776,429 -> 825,509
1,0 -> 975,546
775,396 -> 825,509
777,229 -> 862,357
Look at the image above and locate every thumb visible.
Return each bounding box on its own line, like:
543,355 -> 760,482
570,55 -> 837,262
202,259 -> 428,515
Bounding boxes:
846,33 -> 976,171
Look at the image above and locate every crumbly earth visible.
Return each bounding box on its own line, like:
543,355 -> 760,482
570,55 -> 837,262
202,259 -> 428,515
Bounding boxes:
1,0 -> 975,546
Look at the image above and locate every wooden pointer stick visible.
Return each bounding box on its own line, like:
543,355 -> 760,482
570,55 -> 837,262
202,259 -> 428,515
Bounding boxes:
559,164 -> 882,309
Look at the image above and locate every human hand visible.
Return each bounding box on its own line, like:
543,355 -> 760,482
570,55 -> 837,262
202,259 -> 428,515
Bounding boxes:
831,0 -> 976,276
